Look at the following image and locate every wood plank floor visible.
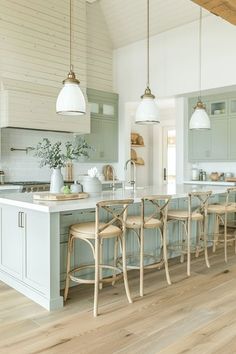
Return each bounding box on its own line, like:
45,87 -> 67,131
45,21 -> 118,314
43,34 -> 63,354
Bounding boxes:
1,247 -> 236,354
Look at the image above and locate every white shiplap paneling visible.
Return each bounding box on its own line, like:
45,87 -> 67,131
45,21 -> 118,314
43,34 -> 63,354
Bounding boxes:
86,1 -> 113,91
0,0 -> 87,89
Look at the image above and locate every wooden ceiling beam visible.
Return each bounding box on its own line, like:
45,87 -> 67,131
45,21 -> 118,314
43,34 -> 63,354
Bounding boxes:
191,0 -> 236,25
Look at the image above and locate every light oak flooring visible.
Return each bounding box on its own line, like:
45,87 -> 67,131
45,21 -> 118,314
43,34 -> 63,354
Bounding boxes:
1,247 -> 236,354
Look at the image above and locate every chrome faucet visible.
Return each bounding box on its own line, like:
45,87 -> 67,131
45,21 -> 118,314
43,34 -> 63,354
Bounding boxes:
124,159 -> 136,190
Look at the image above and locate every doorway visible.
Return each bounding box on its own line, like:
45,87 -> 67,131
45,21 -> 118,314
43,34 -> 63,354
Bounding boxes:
162,127 -> 176,183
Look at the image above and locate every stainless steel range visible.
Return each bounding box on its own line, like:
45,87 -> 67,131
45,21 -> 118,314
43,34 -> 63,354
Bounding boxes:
6,181 -> 50,192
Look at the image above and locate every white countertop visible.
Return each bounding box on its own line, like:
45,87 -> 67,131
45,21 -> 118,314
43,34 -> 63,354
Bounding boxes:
184,180 -> 236,186
0,183 -> 228,213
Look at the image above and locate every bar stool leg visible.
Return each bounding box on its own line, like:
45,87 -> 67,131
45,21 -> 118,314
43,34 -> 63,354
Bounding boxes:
121,233 -> 132,304
180,222 -> 186,264
140,226 -> 144,297
203,215 -> 210,268
187,218 -> 191,277
112,237 -> 119,286
94,236 -> 100,317
163,226 -> 171,285
224,213 -> 228,263
64,234 -> 73,302
213,214 -> 219,253
99,239 -> 103,290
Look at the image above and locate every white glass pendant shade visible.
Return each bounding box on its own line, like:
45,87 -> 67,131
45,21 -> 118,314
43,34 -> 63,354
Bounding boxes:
189,101 -> 210,130
135,86 -> 159,124
135,96 -> 159,124
56,81 -> 86,115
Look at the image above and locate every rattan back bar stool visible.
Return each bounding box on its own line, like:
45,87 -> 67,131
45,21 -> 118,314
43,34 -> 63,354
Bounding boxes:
167,191 -> 212,276
207,187 -> 236,262
64,199 -> 134,317
125,195 -> 172,297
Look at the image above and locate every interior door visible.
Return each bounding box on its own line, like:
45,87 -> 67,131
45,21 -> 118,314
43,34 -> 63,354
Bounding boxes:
162,127 -> 176,183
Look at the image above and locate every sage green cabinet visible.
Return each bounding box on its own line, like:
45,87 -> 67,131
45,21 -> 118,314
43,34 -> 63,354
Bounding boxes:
0,205 -> 49,294
188,93 -> 236,162
85,89 -> 118,162
189,117 -> 228,161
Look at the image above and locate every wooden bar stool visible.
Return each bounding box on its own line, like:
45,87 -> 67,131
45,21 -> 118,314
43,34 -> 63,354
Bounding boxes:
124,195 -> 171,297
207,187 -> 236,263
64,199 -> 134,317
167,191 -> 212,276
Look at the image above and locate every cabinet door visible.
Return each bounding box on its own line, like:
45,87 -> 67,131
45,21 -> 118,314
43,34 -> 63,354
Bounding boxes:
189,129 -> 211,161
210,118 -> 228,160
189,118 -> 228,161
22,209 -> 49,293
86,89 -> 119,162
0,205 -> 23,279
86,117 -> 118,162
229,116 -> 236,159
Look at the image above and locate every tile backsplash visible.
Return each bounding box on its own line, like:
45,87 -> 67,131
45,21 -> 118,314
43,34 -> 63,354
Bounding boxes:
1,128 -> 116,182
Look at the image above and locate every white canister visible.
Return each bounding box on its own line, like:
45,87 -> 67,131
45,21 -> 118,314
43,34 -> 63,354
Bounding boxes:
82,176 -> 102,195
70,181 -> 83,193
191,168 -> 199,181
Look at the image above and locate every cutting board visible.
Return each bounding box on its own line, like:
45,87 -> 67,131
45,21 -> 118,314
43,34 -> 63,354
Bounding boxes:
225,178 -> 236,182
33,192 -> 89,201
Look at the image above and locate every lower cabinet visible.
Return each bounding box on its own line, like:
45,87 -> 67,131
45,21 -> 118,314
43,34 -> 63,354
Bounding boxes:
0,204 -> 49,294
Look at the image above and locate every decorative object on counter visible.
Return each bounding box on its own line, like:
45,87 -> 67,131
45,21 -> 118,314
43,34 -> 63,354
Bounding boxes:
65,161 -> 73,182
70,181 -> 83,193
189,8 -> 210,130
33,192 -> 88,201
34,138 -> 92,193
82,167 -> 102,195
225,177 -> 236,182
191,167 -> 199,181
0,170 -> 5,185
103,165 -> 115,181
56,0 -> 86,116
210,172 -> 220,181
225,172 -> 233,178
61,185 -> 71,194
135,0 -> 159,125
199,169 -> 206,181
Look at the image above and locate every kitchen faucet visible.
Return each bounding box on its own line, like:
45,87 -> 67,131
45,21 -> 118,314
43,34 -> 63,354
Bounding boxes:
124,159 -> 136,190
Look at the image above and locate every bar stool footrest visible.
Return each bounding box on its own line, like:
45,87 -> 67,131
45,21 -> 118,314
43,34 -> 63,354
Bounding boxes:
69,264 -> 123,285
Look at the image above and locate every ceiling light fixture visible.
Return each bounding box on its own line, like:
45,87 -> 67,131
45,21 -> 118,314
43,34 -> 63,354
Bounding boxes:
56,0 -> 86,115
135,0 -> 159,124
189,7 -> 210,130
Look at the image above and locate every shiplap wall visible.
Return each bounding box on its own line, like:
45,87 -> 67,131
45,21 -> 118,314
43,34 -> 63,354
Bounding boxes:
86,2 -> 113,91
0,0 -> 87,90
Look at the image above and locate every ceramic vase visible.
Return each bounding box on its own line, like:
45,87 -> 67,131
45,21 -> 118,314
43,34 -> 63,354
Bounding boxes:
50,168 -> 64,193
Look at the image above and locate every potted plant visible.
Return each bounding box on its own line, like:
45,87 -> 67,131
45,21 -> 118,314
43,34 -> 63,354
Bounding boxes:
34,137 -> 92,193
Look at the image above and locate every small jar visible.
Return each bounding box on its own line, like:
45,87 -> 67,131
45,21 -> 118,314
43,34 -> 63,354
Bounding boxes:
70,181 -> 83,193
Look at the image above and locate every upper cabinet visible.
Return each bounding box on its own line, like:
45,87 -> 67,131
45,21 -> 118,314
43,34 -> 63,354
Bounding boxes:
0,89 -> 90,134
188,92 -> 236,162
85,88 -> 119,162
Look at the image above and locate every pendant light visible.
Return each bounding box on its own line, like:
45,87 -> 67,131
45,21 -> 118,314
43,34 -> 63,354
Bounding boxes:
189,8 -> 210,130
135,0 -> 159,124
56,0 -> 86,115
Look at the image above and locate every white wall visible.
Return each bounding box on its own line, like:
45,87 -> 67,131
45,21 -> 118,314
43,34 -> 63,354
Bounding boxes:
113,15 -> 236,182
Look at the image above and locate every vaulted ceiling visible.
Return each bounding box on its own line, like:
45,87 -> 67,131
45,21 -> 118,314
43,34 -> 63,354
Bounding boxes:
98,0 -> 211,48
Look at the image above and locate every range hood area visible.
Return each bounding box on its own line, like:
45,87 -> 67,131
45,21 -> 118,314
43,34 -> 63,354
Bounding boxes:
0,79 -> 90,133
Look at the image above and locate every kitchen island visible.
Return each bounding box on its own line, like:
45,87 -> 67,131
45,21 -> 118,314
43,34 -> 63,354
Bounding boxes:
0,184 -> 228,310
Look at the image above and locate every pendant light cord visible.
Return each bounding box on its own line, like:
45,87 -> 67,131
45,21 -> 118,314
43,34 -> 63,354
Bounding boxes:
70,0 -> 73,72
146,0 -> 150,88
198,7 -> 202,101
